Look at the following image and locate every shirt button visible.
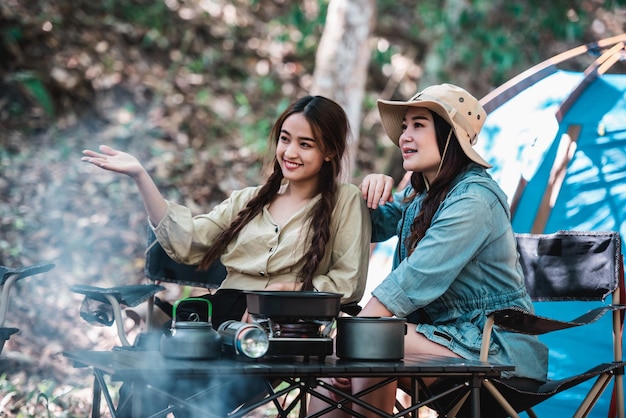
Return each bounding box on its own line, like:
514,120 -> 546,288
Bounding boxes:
259,271 -> 265,276
275,227 -> 279,233
269,248 -> 273,252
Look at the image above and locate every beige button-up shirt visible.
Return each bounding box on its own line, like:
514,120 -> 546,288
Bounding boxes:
153,183 -> 371,304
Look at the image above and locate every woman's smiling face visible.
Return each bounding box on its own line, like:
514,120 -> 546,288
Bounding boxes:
276,112 -> 326,188
399,107 -> 441,183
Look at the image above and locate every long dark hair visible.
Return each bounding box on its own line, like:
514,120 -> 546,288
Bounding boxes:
405,110 -> 472,254
199,96 -> 349,291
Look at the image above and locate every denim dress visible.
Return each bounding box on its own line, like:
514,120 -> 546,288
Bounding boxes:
370,165 -> 548,381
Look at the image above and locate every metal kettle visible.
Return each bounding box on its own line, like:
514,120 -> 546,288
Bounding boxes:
160,298 -> 222,360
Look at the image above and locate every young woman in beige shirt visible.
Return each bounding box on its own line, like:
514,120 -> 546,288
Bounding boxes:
82,95 -> 371,325
82,95 -> 371,418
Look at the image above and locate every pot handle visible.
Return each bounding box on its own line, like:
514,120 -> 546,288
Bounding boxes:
172,297 -> 213,324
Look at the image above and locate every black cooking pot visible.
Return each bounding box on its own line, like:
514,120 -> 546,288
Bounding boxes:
336,317 -> 407,360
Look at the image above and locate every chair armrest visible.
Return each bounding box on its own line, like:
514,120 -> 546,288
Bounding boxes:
0,328 -> 19,340
480,304 -> 626,362
0,263 -> 55,285
489,305 -> 626,335
70,284 -> 165,347
0,328 -> 19,354
0,263 -> 56,327
70,284 -> 165,307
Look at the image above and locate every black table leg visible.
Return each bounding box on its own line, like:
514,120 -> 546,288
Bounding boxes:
131,381 -> 144,418
91,373 -> 101,418
470,375 -> 482,418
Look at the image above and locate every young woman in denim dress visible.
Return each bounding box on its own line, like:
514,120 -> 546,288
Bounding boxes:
310,84 -> 548,416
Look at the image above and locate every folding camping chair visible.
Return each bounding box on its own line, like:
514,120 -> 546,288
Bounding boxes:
0,262 -> 55,354
70,228 -> 227,347
422,230 -> 625,418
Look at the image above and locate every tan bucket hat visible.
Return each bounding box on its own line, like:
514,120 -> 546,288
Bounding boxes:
377,83 -> 491,168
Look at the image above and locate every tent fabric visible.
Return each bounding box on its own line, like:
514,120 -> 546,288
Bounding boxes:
478,70 -> 626,237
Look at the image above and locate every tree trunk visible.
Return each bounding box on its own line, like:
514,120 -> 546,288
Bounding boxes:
310,0 -> 376,181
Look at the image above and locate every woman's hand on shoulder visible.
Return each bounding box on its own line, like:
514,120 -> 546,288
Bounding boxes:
82,145 -> 144,178
359,174 -> 394,210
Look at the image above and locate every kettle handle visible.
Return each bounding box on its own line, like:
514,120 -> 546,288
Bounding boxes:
172,297 -> 213,324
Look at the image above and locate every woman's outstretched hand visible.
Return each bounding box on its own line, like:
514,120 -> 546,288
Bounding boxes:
82,145 -> 168,226
82,145 -> 144,178
360,174 -> 395,210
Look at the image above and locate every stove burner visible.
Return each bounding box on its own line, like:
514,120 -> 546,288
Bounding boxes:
275,322 -> 321,338
249,315 -> 336,359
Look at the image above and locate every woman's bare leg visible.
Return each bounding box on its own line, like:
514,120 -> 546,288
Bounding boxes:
308,327 -> 462,416
307,377 -> 353,417
348,378 -> 397,416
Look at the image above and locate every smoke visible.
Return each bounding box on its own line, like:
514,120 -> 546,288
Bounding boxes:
0,85 -> 280,415
0,91 -> 173,418
133,375 -> 269,417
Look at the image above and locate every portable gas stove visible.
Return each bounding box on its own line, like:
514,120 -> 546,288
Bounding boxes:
244,290 -> 342,361
253,318 -> 335,360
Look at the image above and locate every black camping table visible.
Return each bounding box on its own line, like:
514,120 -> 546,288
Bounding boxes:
64,350 -> 513,418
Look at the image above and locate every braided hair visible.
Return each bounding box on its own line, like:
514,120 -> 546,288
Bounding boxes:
199,96 -> 349,291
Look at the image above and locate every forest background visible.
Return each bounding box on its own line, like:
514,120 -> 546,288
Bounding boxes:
1,0 -> 626,416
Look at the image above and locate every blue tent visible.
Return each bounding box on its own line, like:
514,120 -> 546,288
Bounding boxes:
477,35 -> 626,417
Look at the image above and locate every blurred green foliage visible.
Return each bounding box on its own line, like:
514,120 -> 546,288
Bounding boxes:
103,0 -> 173,32
3,0 -> 626,151
13,71 -> 55,117
377,0 -> 626,85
